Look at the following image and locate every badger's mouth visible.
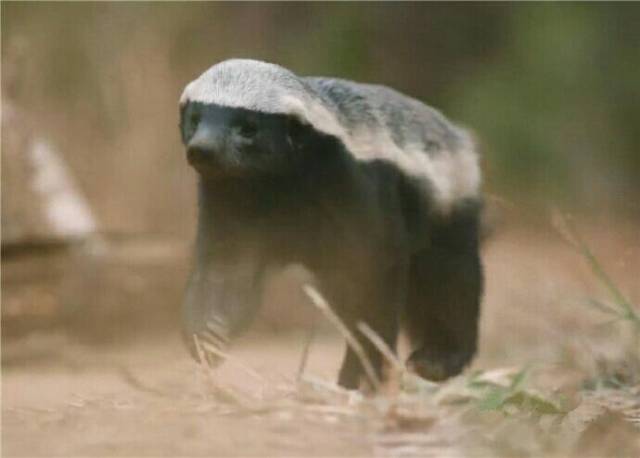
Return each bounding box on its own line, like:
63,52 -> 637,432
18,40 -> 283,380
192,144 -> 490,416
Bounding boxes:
186,149 -> 252,178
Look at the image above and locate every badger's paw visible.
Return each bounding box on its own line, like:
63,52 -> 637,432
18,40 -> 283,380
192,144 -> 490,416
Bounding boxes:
406,348 -> 472,382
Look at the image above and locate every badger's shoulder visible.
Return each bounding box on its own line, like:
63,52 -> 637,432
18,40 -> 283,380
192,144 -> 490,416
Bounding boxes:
304,77 -> 481,208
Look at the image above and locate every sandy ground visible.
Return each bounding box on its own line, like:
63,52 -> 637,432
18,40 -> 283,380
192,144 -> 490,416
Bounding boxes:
3,333 -> 374,457
3,222 -> 640,456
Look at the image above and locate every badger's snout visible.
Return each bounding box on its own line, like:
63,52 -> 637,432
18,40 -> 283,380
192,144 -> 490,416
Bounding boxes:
186,121 -> 228,170
186,144 -> 215,165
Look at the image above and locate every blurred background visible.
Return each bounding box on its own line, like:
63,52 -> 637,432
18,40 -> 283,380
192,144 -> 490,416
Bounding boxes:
3,1 -> 639,346
3,1 -> 640,344
2,4 -> 639,456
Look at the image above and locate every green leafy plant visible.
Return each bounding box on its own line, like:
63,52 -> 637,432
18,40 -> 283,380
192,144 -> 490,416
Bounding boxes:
467,368 -> 565,415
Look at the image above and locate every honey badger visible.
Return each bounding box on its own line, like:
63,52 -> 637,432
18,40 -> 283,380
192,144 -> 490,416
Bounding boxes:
179,59 -> 483,389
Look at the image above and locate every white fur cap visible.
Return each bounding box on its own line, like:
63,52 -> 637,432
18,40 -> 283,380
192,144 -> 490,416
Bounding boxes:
180,59 -> 347,139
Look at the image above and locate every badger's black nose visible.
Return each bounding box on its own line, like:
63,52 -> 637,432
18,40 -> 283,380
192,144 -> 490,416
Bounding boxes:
186,120 -> 226,168
186,145 -> 215,165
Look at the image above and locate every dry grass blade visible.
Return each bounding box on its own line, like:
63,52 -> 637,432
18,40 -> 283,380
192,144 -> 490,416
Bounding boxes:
117,366 -> 177,398
296,313 -> 317,382
357,322 -> 404,373
196,337 -> 266,384
584,298 -> 623,317
192,335 -> 256,408
298,374 -> 353,396
296,404 -> 367,418
192,334 -> 208,367
552,211 -> 640,332
302,283 -> 381,390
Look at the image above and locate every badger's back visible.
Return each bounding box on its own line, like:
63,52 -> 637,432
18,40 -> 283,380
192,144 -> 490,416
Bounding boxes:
305,78 -> 464,155
304,77 -> 481,209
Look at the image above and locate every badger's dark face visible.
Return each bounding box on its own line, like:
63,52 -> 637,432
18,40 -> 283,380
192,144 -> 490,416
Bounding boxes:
180,102 -> 305,177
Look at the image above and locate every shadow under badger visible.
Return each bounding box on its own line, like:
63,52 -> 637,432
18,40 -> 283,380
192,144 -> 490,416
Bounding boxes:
180,59 -> 483,389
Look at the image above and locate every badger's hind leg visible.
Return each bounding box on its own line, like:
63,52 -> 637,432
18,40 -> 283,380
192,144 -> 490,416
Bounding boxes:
404,200 -> 483,381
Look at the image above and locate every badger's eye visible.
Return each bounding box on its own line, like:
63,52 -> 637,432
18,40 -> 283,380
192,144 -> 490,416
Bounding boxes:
190,111 -> 201,128
237,120 -> 257,139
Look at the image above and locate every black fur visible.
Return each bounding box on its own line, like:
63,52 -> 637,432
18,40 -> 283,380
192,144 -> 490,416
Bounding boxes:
180,103 -> 483,389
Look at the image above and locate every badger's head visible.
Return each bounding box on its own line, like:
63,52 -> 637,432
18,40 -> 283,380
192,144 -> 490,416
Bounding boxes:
179,59 -> 342,178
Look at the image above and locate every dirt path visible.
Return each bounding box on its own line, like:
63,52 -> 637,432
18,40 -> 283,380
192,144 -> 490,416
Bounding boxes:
4,225 -> 640,456
2,333 -> 382,457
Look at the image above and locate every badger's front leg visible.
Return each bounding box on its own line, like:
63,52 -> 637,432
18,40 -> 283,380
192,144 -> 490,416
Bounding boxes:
314,255 -> 407,390
182,240 -> 267,363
